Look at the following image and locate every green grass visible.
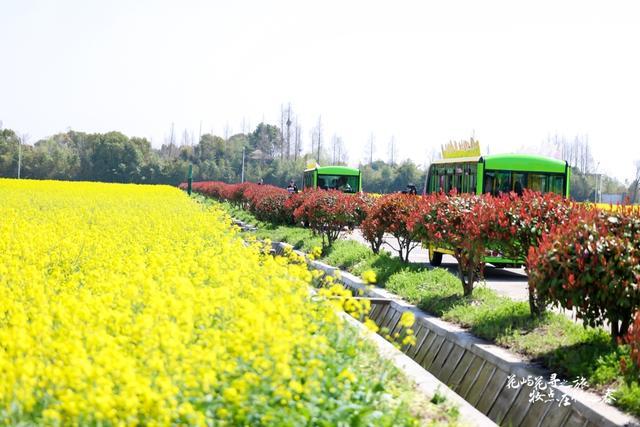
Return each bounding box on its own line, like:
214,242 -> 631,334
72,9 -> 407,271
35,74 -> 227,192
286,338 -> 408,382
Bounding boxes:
212,196 -> 640,417
350,252 -> 422,284
322,240 -> 374,270
255,225 -> 322,253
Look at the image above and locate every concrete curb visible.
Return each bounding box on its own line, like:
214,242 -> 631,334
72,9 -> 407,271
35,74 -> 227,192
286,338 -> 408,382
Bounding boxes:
340,312 -> 497,427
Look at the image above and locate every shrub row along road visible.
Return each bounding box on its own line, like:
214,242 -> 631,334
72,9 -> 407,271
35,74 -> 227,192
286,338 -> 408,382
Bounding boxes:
345,228 -> 592,324
347,228 -> 531,302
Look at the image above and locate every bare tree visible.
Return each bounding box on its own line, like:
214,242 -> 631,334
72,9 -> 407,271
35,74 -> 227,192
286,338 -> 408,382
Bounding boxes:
630,161 -> 640,204
294,120 -> 302,161
164,123 -> 177,158
241,117 -> 250,134
286,103 -> 292,159
18,133 -> 29,179
337,136 -> 347,164
365,133 -> 375,165
280,105 -> 286,159
388,135 -> 397,166
542,133 -> 594,173
224,122 -> 231,140
182,129 -> 190,147
331,134 -> 347,164
314,116 -> 323,163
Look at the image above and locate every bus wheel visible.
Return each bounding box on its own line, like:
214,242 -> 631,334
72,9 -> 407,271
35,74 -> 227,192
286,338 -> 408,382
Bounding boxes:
428,250 -> 443,267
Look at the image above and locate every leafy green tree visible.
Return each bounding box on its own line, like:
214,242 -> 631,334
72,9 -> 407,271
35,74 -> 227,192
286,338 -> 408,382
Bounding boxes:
0,129 -> 20,177
249,123 -> 282,160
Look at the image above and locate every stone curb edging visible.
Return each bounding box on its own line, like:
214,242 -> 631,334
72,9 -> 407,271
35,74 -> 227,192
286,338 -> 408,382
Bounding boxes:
268,240 -> 640,427
339,311 -> 496,427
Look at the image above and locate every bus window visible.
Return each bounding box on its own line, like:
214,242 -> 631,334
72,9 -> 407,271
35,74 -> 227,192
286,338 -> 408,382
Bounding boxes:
484,171 -> 495,195
484,170 -> 511,195
526,173 -> 565,195
513,173 -> 526,196
432,169 -> 439,193
455,165 -> 463,193
549,175 -> 565,195
497,172 -> 511,194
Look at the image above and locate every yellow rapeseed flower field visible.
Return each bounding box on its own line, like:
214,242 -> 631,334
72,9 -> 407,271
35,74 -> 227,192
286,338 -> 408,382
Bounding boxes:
0,179 -> 428,426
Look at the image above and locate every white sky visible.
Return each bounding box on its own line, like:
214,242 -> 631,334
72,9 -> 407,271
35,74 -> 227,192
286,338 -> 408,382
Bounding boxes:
1,0 -> 639,182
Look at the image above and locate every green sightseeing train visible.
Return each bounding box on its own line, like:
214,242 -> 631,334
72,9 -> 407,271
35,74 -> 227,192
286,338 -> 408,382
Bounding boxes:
424,153 -> 571,266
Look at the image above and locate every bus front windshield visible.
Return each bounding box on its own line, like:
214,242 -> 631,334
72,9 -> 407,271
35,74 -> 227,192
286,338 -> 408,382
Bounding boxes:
317,174 -> 359,192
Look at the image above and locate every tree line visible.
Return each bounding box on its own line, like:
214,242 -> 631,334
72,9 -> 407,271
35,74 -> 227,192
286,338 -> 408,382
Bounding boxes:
0,125 -> 424,194
1,125 -> 637,201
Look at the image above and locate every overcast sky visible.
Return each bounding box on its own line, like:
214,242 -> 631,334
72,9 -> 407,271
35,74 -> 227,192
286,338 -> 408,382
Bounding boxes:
1,0 -> 639,182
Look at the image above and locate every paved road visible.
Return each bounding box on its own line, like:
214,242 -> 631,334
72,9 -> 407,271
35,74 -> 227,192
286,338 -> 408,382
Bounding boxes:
344,229 -> 530,302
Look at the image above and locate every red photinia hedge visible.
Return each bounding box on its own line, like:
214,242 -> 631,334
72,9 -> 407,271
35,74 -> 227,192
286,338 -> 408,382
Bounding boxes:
488,190 -> 583,315
245,184 -> 291,224
188,181 -> 235,201
409,192 -> 495,296
626,311 -> 640,370
221,182 -> 252,208
528,207 -> 640,338
283,191 -> 314,226
361,193 -> 422,262
293,189 -> 368,249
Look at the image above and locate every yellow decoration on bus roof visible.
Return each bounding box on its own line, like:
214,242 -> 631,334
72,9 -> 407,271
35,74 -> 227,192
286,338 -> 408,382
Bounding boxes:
441,137 -> 481,159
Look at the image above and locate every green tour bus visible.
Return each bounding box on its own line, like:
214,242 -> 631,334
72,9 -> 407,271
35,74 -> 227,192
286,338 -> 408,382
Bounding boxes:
425,153 -> 571,266
303,165 -> 362,193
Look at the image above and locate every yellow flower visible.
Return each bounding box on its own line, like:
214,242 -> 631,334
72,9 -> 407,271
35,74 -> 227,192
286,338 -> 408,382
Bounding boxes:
338,369 -> 357,383
361,270 -> 377,284
399,311 -> 415,328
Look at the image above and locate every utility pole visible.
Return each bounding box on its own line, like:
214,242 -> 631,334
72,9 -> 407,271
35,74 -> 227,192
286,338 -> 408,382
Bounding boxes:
17,138 -> 22,179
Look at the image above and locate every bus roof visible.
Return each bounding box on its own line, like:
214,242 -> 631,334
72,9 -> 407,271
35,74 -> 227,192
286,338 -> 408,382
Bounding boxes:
305,165 -> 361,176
430,154 -> 567,173
482,153 -> 568,173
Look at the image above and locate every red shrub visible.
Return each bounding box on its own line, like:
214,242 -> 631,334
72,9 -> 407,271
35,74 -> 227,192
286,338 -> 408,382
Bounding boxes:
283,191 -> 312,225
293,189 -> 368,249
247,185 -> 291,224
488,190 -> 581,315
191,181 -> 230,200
409,192 -> 494,296
218,182 -> 250,207
361,193 -> 421,262
626,311 -> 640,370
528,206 -> 640,338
